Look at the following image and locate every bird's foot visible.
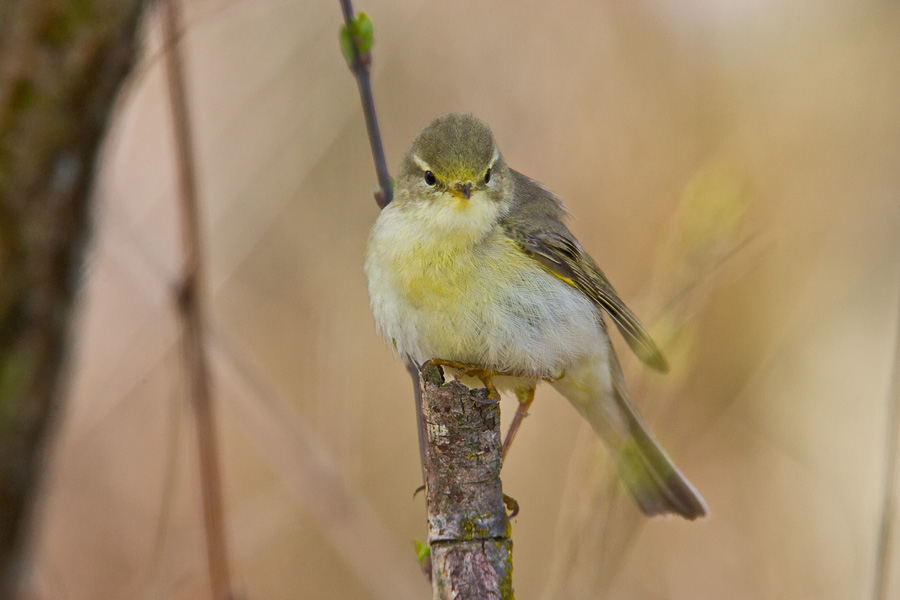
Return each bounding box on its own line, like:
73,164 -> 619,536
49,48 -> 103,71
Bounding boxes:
422,359 -> 502,403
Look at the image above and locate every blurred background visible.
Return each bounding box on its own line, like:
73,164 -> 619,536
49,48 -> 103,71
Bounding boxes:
18,0 -> 900,598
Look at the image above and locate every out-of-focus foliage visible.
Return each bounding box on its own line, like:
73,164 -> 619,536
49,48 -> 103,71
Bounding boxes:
19,1 -> 900,599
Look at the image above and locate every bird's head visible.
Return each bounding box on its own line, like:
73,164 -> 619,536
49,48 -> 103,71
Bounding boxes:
395,114 -> 512,220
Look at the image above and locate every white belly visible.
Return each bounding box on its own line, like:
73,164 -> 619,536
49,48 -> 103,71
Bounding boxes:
365,207 -> 605,378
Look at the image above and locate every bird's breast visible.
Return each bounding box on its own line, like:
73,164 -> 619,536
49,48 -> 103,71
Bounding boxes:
365,206 -> 603,377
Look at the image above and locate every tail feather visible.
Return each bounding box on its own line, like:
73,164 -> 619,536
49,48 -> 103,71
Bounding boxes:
607,351 -> 707,519
614,411 -> 708,520
552,346 -> 708,520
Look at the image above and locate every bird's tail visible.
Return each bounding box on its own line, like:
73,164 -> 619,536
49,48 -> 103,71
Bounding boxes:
611,395 -> 708,520
553,352 -> 708,520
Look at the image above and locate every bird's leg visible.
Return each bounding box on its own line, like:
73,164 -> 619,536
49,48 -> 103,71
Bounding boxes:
422,358 -> 502,403
501,384 -> 536,460
423,360 -> 547,459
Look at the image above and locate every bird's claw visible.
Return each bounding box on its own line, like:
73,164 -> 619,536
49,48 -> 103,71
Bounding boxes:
422,359 -> 501,403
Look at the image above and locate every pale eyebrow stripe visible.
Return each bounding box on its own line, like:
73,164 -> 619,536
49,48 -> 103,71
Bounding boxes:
490,146 -> 500,165
411,154 -> 432,172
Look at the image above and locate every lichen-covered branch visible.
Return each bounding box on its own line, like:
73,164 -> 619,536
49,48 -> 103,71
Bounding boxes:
420,365 -> 513,599
0,0 -> 145,596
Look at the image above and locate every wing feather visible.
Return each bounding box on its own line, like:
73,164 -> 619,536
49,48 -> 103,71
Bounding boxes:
502,171 -> 669,372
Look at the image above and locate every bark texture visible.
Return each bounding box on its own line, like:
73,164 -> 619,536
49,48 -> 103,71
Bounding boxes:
420,365 -> 514,599
0,0 -> 145,596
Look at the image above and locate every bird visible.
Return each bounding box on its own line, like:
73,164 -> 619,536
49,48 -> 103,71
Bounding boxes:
364,113 -> 707,519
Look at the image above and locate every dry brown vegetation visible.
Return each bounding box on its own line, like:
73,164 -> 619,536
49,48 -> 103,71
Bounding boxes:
19,0 -> 900,598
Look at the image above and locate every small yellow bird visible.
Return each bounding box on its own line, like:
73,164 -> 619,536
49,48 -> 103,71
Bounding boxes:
365,113 -> 707,519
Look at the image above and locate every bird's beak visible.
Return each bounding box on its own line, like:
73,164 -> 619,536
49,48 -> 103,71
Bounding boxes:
451,182 -> 472,200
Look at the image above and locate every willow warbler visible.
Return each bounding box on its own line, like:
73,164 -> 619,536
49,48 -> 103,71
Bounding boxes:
364,113 -> 707,519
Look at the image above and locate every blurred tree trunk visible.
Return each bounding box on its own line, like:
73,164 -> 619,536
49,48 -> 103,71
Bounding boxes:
0,0 -> 145,596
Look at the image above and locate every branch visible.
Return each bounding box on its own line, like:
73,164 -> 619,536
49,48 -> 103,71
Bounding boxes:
338,1 -> 392,207
0,0 -> 144,596
335,5 -> 514,594
159,0 -> 235,598
420,365 -> 513,599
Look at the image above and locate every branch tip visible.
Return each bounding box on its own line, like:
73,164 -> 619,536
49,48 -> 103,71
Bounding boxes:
337,1 -> 393,206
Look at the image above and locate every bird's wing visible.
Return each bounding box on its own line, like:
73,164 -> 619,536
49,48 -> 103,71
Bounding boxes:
502,194 -> 669,373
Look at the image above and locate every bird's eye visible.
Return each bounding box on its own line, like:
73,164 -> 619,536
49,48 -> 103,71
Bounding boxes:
424,171 -> 436,186
484,168 -> 492,184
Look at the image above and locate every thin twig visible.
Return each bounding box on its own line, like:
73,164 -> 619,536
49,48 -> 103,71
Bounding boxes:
337,0 -> 426,481
873,259 -> 900,600
140,388 -> 184,599
405,360 -> 428,481
160,1 -> 235,598
338,0 -> 393,207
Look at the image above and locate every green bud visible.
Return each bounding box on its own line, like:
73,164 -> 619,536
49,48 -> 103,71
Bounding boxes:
414,539 -> 431,564
339,11 -> 375,67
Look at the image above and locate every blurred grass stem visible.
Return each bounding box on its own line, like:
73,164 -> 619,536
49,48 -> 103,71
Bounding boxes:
873,267 -> 900,600
160,0 -> 235,598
